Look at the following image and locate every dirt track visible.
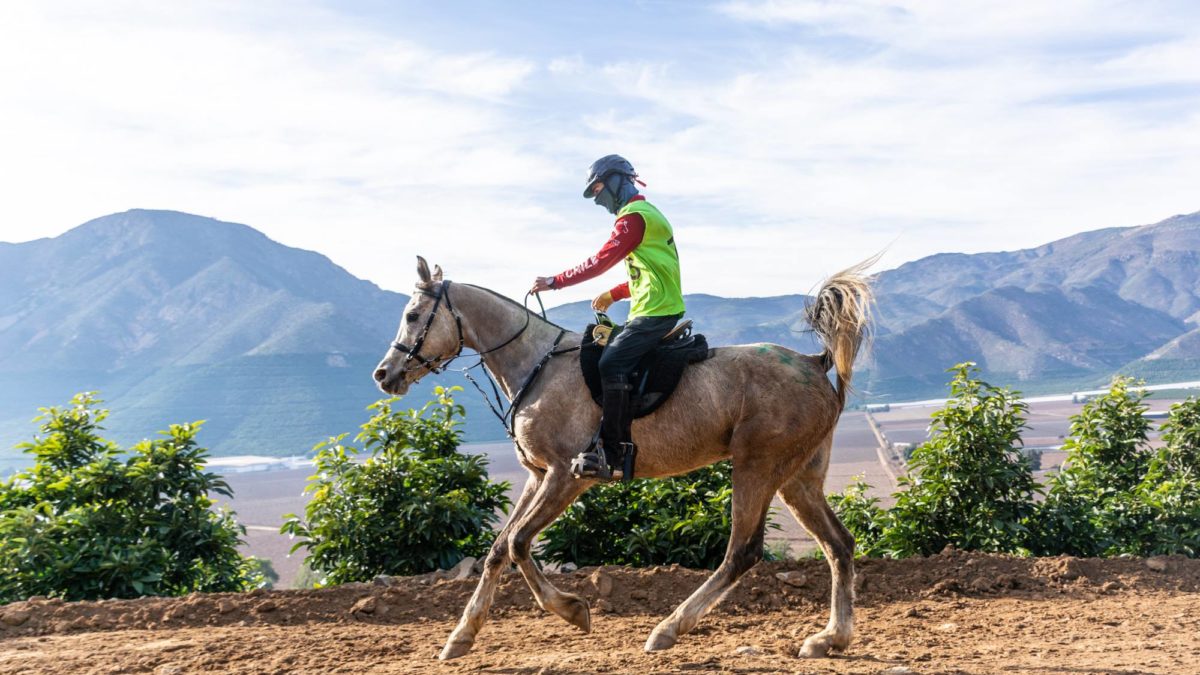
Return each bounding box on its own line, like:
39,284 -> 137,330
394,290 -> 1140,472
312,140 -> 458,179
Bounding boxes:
1,551 -> 1197,674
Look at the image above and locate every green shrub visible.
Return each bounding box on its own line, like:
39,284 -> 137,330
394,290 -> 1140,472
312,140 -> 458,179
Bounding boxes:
281,387 -> 511,585
1129,397 -> 1200,556
827,475 -> 889,558
540,461 -> 777,569
1030,377 -> 1153,556
881,363 -> 1038,557
0,393 -> 262,603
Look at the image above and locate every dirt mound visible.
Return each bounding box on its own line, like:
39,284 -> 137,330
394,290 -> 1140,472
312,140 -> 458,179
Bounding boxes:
2,552 -> 1198,674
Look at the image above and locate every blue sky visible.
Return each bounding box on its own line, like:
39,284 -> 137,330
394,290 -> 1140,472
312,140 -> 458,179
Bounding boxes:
1,1 -> 1198,304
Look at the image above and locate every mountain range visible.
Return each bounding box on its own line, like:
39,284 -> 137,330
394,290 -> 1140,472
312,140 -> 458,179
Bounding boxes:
1,208 -> 1197,455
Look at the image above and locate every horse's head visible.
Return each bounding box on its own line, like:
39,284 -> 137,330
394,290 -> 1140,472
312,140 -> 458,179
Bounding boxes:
373,256 -> 462,396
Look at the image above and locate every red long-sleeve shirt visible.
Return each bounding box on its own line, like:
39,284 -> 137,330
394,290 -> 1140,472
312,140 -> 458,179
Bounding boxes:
552,196 -> 646,300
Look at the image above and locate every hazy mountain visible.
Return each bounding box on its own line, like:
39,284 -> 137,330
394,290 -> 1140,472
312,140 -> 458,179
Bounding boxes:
547,293 -> 822,353
864,211 -> 1200,398
2,208 -> 1197,456
0,210 -> 418,455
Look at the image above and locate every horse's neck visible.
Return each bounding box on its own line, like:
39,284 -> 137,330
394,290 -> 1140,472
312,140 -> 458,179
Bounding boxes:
457,286 -> 564,400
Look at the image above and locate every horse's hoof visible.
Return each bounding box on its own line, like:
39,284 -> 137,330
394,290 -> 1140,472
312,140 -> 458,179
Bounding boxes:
800,632 -> 846,658
563,596 -> 592,633
644,628 -> 678,652
439,639 -> 473,660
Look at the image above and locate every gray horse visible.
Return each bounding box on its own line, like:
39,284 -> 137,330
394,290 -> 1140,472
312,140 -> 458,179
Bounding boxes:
373,256 -> 873,660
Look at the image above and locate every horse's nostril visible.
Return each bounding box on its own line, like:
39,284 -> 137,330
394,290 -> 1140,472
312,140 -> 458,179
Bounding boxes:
373,368 -> 388,383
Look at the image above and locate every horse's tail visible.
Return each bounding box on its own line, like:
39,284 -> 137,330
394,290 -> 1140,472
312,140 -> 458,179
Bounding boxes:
806,256 -> 877,409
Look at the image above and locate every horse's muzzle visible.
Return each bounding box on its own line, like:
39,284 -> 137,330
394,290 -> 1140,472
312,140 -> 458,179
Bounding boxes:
373,365 -> 410,396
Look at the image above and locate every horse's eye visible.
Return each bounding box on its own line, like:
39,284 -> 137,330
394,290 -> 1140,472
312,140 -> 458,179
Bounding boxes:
406,312 -> 421,323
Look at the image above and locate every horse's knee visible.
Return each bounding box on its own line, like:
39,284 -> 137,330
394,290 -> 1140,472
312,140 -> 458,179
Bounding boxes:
483,542 -> 509,573
508,530 -> 533,561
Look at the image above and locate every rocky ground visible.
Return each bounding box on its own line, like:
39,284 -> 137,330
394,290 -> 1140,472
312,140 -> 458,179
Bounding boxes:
1,551 -> 1197,674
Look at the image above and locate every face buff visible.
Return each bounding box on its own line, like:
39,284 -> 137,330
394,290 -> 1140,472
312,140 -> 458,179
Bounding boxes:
594,172 -> 639,215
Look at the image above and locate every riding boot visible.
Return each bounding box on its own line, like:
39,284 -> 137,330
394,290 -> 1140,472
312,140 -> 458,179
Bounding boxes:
571,374 -> 634,481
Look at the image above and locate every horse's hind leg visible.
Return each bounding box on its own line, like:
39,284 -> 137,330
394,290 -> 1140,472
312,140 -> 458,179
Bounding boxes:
440,471 -> 541,660
777,451 -> 856,657
508,466 -> 593,632
645,455 -> 777,652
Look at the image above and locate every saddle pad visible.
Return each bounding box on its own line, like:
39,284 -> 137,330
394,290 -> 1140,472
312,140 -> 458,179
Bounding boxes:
580,324 -> 711,418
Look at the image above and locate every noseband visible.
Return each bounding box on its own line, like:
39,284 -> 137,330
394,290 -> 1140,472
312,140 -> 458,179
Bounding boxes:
391,280 -> 465,376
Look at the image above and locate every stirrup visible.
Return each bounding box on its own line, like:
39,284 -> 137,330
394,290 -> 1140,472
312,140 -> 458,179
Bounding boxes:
570,449 -> 620,481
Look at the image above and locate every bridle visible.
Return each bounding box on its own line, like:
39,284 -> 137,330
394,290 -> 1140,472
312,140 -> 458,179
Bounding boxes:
390,279 -> 552,380
387,280 -> 578,454
390,280 -> 466,376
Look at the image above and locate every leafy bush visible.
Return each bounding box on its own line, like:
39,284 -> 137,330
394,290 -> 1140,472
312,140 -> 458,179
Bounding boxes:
825,373 -> 1200,560
540,461 -> 778,569
1128,397 -> 1200,556
281,387 -> 511,585
881,363 -> 1038,557
1029,377 -> 1153,556
0,393 -> 262,603
827,475 -> 889,558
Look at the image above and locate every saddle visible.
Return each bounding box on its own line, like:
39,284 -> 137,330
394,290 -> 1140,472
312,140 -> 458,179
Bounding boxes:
579,319 -> 711,417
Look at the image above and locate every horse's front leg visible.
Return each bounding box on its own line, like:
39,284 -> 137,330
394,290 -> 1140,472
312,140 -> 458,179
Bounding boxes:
508,465 -> 594,632
440,471 -> 542,660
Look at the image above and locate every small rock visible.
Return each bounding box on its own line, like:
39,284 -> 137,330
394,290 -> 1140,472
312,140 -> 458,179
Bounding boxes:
881,667 -> 914,674
448,557 -> 478,580
630,589 -> 649,601
1100,581 -> 1122,594
217,600 -> 236,615
734,645 -> 761,656
561,562 -> 578,574
254,601 -> 277,613
591,569 -> 614,598
775,571 -> 807,588
1,610 -> 31,627
936,622 -> 958,633
928,579 -> 961,596
1146,557 -> 1170,573
372,575 -> 394,587
593,599 -> 613,614
248,588 -> 266,598
351,596 -> 378,615
902,607 -> 922,618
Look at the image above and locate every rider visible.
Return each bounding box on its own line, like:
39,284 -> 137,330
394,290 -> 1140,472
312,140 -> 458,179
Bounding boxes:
531,154 -> 685,480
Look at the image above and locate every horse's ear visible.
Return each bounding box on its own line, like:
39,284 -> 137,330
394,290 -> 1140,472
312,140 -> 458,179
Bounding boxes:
432,265 -> 443,282
416,256 -> 432,284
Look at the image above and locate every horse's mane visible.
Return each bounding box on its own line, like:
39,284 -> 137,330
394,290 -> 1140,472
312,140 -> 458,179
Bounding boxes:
460,283 -> 569,332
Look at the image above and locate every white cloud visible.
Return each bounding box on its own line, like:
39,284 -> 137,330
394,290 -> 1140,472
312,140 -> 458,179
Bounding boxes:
0,0 -> 556,295
0,1 -> 1198,307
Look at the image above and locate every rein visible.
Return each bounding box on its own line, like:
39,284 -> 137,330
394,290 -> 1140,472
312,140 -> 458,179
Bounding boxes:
391,281 -> 578,448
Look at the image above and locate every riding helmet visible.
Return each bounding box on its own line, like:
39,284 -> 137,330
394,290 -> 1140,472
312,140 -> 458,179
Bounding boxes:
582,154 -> 637,197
